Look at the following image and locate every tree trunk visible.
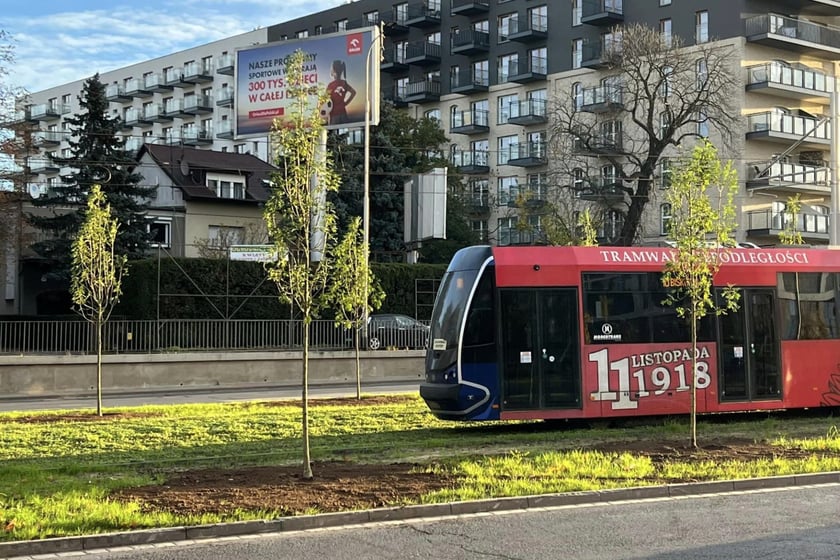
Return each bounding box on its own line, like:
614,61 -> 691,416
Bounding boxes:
690,310 -> 698,448
617,173 -> 652,246
355,325 -> 361,400
96,319 -> 103,417
301,323 -> 313,479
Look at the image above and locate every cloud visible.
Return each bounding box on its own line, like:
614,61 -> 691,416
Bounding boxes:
7,1 -> 347,92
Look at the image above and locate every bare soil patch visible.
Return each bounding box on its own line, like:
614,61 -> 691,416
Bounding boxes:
116,438 -> 836,517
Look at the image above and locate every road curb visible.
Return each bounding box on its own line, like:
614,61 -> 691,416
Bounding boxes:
2,471 -> 839,559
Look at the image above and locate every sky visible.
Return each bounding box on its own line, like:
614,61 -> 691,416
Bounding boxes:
4,0 -> 349,93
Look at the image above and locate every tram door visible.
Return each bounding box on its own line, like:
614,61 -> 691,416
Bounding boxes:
499,289 -> 581,410
717,288 -> 781,401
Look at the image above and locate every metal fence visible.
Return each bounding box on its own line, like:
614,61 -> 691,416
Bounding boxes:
0,319 -> 428,355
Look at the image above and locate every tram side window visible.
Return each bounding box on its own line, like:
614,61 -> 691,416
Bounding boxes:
583,272 -> 711,344
463,271 -> 495,348
777,272 -> 840,340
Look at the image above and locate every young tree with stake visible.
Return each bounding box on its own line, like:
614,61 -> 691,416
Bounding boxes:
662,140 -> 739,448
70,184 -> 127,416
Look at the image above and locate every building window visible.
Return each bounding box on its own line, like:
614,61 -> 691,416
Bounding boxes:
697,108 -> 709,137
207,174 -> 246,199
498,93 -> 519,124
147,220 -> 172,248
364,10 -> 378,24
696,58 -> 709,90
572,168 -> 585,194
498,53 -> 517,83
425,108 -> 441,121
572,38 -> 583,69
498,217 -> 519,246
660,18 -> 672,47
572,82 -> 583,109
471,220 -> 488,242
295,30 -> 309,38
394,3 -> 408,23
473,59 -> 489,85
336,19 -> 348,31
314,25 -> 322,35
572,0 -> 582,26
660,204 -> 672,236
660,110 -> 672,136
659,158 -> 672,190
695,11 -> 709,44
426,31 -> 441,45
498,176 -> 519,206
660,0 -> 671,5
498,135 -> 518,165
498,13 -> 514,42
529,46 -> 547,74
474,19 -> 489,33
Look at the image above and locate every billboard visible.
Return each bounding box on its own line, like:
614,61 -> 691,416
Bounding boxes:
235,27 -> 381,137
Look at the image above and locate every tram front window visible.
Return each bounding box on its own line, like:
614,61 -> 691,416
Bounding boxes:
429,270 -> 478,351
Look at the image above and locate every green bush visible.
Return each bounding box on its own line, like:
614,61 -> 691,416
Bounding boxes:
119,258 -> 447,320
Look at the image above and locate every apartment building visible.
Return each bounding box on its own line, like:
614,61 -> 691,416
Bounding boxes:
16,0 -> 840,249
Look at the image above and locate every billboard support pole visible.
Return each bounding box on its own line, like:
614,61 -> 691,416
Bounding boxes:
363,27 -> 383,327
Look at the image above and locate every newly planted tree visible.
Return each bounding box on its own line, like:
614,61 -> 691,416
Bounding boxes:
662,140 -> 739,447
329,216 -> 385,397
71,184 -> 127,416
263,51 -> 341,479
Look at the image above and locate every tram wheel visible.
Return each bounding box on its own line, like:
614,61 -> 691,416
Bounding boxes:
368,336 -> 381,350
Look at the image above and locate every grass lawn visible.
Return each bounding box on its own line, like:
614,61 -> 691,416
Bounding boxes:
1,394 -> 839,541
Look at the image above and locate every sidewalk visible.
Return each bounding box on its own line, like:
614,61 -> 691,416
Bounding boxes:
2,471 -> 839,559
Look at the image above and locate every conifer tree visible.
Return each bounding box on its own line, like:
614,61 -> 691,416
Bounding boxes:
29,73 -> 154,279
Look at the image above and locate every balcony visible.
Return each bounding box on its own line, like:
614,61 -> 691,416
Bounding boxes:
507,57 -> 547,84
581,0 -> 624,26
216,120 -> 234,139
405,41 -> 442,65
29,156 -> 60,174
579,85 -> 624,113
381,48 -> 409,73
125,78 -> 152,98
403,79 -> 441,103
581,38 -> 622,69
746,14 -> 840,59
451,0 -> 489,16
123,107 -> 143,127
794,0 -> 840,15
164,67 -> 190,88
183,61 -> 214,83
504,142 -> 547,167
405,2 -> 442,28
216,87 -> 234,107
450,109 -> 490,135
144,73 -> 172,92
574,133 -> 624,155
183,127 -> 214,146
508,15 -> 548,43
105,84 -> 131,102
33,130 -> 62,147
497,228 -> 546,247
164,99 -> 186,118
346,16 -> 381,31
507,99 -> 547,126
30,103 -> 69,121
450,72 -> 489,94
745,62 -> 832,103
144,104 -> 172,122
386,84 -> 409,108
124,137 -> 144,157
467,194 -> 491,215
746,209 -> 829,242
451,149 -> 490,174
380,12 -> 409,36
746,110 -> 830,148
451,29 -> 490,55
183,94 -> 214,114
746,161 -> 830,196
217,54 -> 234,76
576,178 -> 625,203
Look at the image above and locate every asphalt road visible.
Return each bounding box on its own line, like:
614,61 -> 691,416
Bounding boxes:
0,381 -> 420,412
36,484 -> 840,560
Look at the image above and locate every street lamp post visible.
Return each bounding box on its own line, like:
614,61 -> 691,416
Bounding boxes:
832,65 -> 840,248
363,27 -> 383,326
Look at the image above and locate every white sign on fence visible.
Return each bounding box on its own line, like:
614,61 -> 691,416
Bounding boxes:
229,245 -> 278,262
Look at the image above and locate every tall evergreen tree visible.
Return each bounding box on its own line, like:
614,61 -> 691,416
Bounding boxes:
29,74 -> 154,279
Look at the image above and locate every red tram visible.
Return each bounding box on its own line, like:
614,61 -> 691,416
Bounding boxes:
420,245 -> 840,421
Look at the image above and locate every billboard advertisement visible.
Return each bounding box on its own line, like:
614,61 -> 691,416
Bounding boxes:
235,27 -> 380,137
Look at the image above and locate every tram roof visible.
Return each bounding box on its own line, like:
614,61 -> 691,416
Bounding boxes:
490,246 -> 840,288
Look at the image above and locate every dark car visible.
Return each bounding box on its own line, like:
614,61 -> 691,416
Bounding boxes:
365,314 -> 430,350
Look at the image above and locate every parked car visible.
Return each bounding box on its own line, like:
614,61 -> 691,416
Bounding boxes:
365,314 -> 429,350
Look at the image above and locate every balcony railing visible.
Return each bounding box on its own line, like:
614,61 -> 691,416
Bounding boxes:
451,149 -> 490,170
746,62 -> 832,97
746,13 -> 840,55
579,85 -> 623,111
747,161 -> 830,191
747,209 -> 829,237
30,103 -> 70,120
451,108 -> 489,130
746,111 -> 830,140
